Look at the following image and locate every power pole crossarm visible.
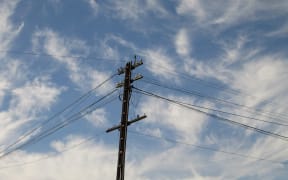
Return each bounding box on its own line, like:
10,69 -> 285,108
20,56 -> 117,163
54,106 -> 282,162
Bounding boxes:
106,115 -> 147,133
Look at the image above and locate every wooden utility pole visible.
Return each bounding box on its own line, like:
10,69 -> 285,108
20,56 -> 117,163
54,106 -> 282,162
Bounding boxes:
107,58 -> 146,180
116,61 -> 131,180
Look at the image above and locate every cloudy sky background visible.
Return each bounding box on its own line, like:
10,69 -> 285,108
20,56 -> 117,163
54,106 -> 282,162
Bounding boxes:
0,0 -> 288,179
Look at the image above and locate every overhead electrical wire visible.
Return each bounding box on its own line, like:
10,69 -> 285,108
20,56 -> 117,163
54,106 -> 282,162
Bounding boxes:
0,89 -> 118,159
0,89 -> 118,160
0,128 -> 283,170
0,49 -> 126,62
3,50 -> 283,111
1,73 -> 117,154
0,131 -> 107,170
0,73 -> 116,154
21,91 -> 118,148
0,49 -> 267,99
133,86 -> 288,127
143,61 -> 242,95
0,75 -> 118,159
140,77 -> 288,123
132,87 -> 288,141
27,93 -> 118,145
1,54 -> 286,168
141,59 -> 286,111
129,130 -> 284,164
3,50 -> 284,115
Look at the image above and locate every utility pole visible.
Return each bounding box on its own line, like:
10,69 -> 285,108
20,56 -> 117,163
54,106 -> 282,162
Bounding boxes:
107,57 -> 146,180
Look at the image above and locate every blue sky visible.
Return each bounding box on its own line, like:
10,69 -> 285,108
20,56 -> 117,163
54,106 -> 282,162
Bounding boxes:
0,0 -> 288,179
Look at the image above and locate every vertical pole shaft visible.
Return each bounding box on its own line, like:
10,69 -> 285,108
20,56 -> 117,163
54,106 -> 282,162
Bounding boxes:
116,62 -> 132,180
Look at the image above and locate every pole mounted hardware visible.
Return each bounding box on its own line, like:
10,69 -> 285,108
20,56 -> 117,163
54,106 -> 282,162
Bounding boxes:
106,114 -> 147,133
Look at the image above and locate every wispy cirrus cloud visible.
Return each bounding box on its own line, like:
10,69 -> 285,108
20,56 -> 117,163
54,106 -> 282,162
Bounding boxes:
87,0 -> 98,13
141,49 -> 178,82
177,0 -> 288,30
139,95 -> 208,143
0,136 -> 118,180
175,28 -> 191,57
32,28 -> 114,94
0,0 -> 24,57
99,0 -> 168,21
267,23 -> 288,37
168,7 -> 288,177
0,75 -> 62,145
0,0 -> 64,148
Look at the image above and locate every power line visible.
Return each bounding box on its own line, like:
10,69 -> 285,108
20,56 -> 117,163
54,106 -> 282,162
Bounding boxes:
133,87 -> 288,141
0,49 -> 125,62
143,61 -> 242,95
0,129 -> 282,170
23,92 -> 118,148
0,132 -> 106,170
141,77 -> 288,122
5,50 -> 283,114
133,87 -> 288,127
140,82 -> 288,127
0,89 -> 118,159
129,130 -> 284,164
0,74 -> 117,155
26,93 -> 118,147
140,57 -> 286,111
0,90 -> 117,159
4,50 -> 283,111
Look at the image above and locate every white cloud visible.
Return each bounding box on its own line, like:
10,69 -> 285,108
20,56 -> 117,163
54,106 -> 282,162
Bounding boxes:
0,129 -> 286,179
231,57 -> 288,101
140,127 -> 162,138
104,34 -> 136,50
176,0 -> 288,29
183,57 -> 220,81
11,77 -> 61,115
267,23 -> 288,37
0,136 -> 118,180
85,108 -> 107,127
205,134 -> 288,179
0,134 -> 222,180
142,49 -> 178,82
103,0 -> 168,21
173,30 -> 288,178
0,76 -> 62,145
219,35 -> 248,65
0,78 -> 10,106
32,29 -> 114,94
134,145 -> 224,179
86,0 -> 98,15
111,0 -> 142,20
181,36 -> 248,80
139,95 -> 207,143
182,34 -> 288,122
0,49 -> 62,148
175,28 -> 191,57
176,0 -> 206,20
145,0 -> 168,17
0,0 -> 23,57
96,34 -> 138,61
